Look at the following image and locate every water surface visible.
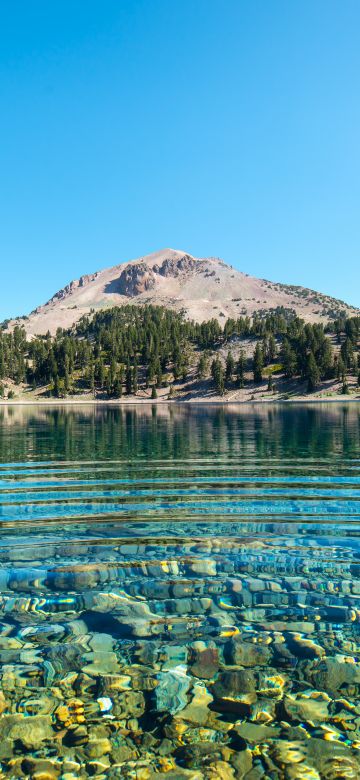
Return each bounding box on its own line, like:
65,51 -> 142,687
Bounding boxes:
0,404 -> 359,779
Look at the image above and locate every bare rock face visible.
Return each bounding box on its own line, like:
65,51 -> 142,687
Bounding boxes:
158,254 -> 198,278
78,272 -> 98,288
114,253 -> 199,297
36,273 -> 99,311
117,262 -> 156,297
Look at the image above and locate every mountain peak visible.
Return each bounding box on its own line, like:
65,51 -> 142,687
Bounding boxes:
7,249 -> 359,335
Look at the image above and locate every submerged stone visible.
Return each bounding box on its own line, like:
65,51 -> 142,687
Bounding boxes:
155,665 -> 191,714
0,714 -> 53,749
190,642 -> 220,679
284,690 -> 331,723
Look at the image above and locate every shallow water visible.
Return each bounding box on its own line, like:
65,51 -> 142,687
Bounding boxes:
0,403 -> 359,779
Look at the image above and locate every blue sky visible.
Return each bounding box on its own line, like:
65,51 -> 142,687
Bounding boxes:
1,0 -> 360,320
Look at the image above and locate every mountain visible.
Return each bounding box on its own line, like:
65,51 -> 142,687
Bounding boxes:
9,248 -> 358,335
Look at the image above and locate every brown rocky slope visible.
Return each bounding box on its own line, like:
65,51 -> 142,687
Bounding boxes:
8,248 -> 359,336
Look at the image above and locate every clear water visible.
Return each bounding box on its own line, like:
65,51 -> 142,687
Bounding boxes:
0,403 -> 359,779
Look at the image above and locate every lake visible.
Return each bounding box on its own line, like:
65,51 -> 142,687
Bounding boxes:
0,403 -> 359,779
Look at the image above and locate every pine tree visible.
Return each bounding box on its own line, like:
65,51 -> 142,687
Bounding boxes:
306,351 -> 320,392
236,349 -> 246,388
106,370 -> 113,397
262,336 -> 269,365
89,364 -> 95,397
217,366 -> 225,395
96,358 -> 105,389
0,349 -> 5,380
320,340 -> 334,379
341,338 -> 354,370
282,340 -> 297,378
211,357 -> 225,395
146,361 -> 155,387
225,351 -> 235,382
151,384 -> 157,399
125,364 -> 133,395
197,353 -> 208,379
268,334 -> 276,361
109,358 -> 117,387
133,364 -> 138,394
113,375 -> 123,398
253,344 -> 263,383
53,375 -> 61,398
336,356 -> 346,381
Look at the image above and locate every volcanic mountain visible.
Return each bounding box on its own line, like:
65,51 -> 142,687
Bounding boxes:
10,248 -> 359,335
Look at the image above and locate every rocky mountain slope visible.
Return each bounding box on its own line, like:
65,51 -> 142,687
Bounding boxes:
8,248 -> 359,335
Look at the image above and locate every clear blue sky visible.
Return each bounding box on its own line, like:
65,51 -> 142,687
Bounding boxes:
1,0 -> 360,321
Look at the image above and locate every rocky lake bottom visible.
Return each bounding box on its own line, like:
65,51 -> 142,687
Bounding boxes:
0,403 -> 359,780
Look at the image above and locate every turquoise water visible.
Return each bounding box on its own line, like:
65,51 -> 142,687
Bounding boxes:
0,403 -> 359,779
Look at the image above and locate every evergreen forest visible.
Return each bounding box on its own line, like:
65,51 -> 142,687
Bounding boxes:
0,305 -> 359,399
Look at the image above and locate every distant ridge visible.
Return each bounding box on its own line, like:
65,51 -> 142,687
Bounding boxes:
8,248 -> 359,335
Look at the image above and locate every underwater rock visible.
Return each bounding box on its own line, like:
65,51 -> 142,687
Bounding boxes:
287,633 -> 326,660
190,642 -> 220,679
182,727 -> 224,745
0,714 -> 53,749
86,757 -> 110,776
285,766 -> 321,780
157,738 -> 174,756
111,689 -> 146,720
82,649 -> 120,675
212,670 -> 257,701
111,742 -> 136,763
230,748 -> 253,778
0,690 -> 8,714
175,683 -> 214,725
227,637 -> 271,667
249,697 -> 276,723
256,671 -> 287,698
212,668 -> 287,711
207,761 -> 236,779
85,736 -> 112,759
284,690 -> 331,723
305,737 -> 360,776
63,723 -> 89,747
61,759 -> 82,775
159,643 -> 188,670
21,758 -> 61,779
268,740 -> 307,766
233,722 -> 280,742
155,665 -> 191,715
55,699 -> 85,727
99,673 -> 132,693
309,656 -> 360,696
174,742 -> 224,768
44,642 -> 84,674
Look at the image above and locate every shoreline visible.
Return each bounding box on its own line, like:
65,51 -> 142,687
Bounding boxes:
1,397 -> 360,406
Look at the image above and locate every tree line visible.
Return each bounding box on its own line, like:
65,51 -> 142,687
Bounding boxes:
0,307 -> 359,398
